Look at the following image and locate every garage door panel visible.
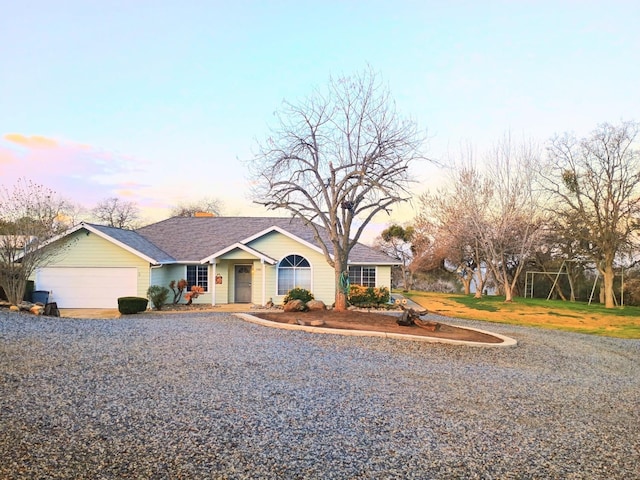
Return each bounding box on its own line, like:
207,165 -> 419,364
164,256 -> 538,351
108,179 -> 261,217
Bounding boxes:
36,267 -> 138,308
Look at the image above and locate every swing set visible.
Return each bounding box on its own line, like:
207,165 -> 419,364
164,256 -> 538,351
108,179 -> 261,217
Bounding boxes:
524,260 -> 625,306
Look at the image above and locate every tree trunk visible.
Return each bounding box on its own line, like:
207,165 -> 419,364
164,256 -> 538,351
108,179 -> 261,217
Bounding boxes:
473,270 -> 486,298
567,266 -> 576,302
462,277 -> 471,295
504,284 -> 513,302
603,264 -> 616,309
503,273 -> 513,302
335,289 -> 347,311
0,269 -> 27,306
334,264 -> 349,311
402,267 -> 410,291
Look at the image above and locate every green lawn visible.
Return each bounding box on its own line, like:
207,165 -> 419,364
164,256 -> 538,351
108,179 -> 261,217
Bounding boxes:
403,291 -> 640,339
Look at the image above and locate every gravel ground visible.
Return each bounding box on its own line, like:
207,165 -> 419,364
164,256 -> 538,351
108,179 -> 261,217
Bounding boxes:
1,310 -> 639,479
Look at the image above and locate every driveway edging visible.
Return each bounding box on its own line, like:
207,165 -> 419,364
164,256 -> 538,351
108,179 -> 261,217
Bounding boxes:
235,313 -> 518,347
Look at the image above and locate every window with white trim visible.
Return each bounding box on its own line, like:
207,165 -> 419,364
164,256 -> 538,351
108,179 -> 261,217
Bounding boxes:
348,266 -> 376,287
186,265 -> 209,292
277,254 -> 311,295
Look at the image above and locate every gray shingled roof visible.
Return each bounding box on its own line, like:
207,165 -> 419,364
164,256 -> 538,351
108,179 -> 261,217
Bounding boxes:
134,217 -> 398,265
87,223 -> 175,263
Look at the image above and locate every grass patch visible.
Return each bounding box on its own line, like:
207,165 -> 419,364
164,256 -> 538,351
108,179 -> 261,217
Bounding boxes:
402,291 -> 640,339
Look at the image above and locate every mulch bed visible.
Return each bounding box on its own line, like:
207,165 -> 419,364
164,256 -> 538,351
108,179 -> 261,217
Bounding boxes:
252,309 -> 503,344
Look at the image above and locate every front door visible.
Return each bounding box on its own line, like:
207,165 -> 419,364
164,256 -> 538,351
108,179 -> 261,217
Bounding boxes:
234,265 -> 252,303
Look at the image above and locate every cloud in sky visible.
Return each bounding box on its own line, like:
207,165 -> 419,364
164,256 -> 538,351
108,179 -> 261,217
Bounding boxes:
4,133 -> 59,149
0,133 -> 264,224
0,133 -> 148,208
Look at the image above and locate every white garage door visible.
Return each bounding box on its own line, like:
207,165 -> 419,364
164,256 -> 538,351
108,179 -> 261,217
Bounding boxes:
36,267 -> 138,308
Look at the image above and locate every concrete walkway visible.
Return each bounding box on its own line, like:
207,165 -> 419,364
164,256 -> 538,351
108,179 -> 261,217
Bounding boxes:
59,304 -> 263,319
60,295 -> 423,320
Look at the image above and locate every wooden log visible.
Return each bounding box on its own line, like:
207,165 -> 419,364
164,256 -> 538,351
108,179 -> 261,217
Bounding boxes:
414,318 -> 441,332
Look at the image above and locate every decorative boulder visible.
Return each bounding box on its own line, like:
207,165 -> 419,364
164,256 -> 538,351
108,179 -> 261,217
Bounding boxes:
283,299 -> 306,312
306,299 -> 326,311
18,302 -> 31,311
30,305 -> 44,316
9,305 -> 19,312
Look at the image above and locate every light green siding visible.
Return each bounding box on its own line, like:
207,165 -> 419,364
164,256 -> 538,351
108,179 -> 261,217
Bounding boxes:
149,264 -> 214,305
44,229 -> 151,298
221,250 -> 252,260
213,259 -> 261,304
212,262 -> 230,305
247,231 -> 336,305
376,266 -> 392,289
41,225 -> 393,308
150,264 -> 183,292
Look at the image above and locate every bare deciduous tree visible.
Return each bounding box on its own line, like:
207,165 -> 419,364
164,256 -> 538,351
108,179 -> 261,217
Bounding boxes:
540,121 -> 640,308
416,171 -> 490,297
91,197 -> 141,229
251,68 -> 426,310
473,136 -> 544,302
0,179 -> 73,305
420,136 -> 544,302
170,197 -> 224,217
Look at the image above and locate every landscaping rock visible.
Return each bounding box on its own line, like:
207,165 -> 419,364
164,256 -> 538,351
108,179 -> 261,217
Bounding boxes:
283,299 -> 306,312
4,301 -> 50,317
18,301 -> 34,312
309,319 -> 326,327
306,299 -> 327,311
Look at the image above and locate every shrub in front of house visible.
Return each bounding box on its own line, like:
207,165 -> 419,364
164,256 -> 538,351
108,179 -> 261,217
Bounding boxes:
185,285 -> 204,305
283,287 -> 314,305
118,296 -> 149,314
349,285 -> 391,307
147,285 -> 170,310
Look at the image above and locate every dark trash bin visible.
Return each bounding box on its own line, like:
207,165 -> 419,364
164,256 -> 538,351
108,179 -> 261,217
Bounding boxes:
32,290 -> 50,305
44,302 -> 60,317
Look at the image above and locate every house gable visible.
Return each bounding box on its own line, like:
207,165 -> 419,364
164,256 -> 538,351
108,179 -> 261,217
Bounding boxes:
240,226 -> 328,259
36,227 -> 152,301
202,243 -> 277,265
47,227 -> 149,268
247,230 -> 336,302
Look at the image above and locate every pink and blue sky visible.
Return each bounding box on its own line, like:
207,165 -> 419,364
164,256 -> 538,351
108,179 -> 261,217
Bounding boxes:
1,1 -> 639,236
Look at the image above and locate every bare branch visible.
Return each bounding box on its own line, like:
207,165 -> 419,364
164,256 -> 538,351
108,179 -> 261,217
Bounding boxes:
92,197 -> 141,229
249,67 -> 428,309
539,120 -> 640,308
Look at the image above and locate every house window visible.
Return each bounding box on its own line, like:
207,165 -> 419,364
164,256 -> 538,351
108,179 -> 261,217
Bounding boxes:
187,265 -> 208,292
348,266 -> 376,287
277,254 -> 311,295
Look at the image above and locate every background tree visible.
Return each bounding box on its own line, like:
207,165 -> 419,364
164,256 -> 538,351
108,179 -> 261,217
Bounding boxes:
540,121 -> 640,308
251,68 -> 426,310
170,197 -> 224,217
91,197 -> 141,229
0,179 -> 73,305
470,135 -> 544,302
374,224 -> 415,290
416,147 -> 493,297
416,189 -> 488,297
420,137 -> 544,302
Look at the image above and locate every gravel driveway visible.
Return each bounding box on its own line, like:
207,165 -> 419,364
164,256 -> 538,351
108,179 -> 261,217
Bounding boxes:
1,311 -> 639,479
